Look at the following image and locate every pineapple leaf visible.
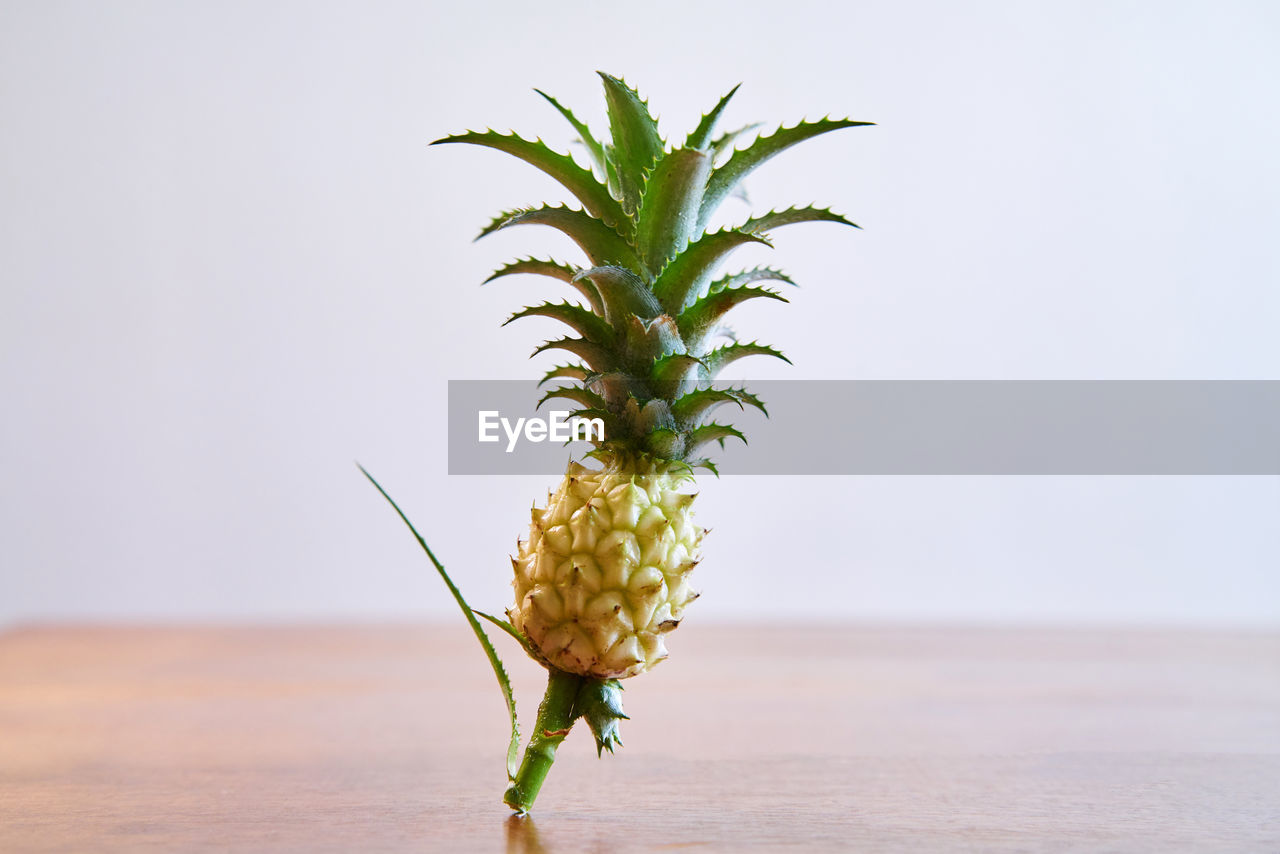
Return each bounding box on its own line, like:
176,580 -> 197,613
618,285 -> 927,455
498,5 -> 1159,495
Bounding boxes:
709,266 -> 796,293
358,466 -> 521,782
677,285 -> 787,349
505,301 -> 615,345
701,341 -> 791,378
479,206 -> 643,274
534,89 -> 607,176
473,609 -> 544,664
710,123 -> 762,162
598,72 -> 665,214
487,258 -> 601,314
652,228 -> 772,316
538,363 -> 590,388
532,337 -> 616,372
650,353 -> 705,389
432,130 -> 626,231
689,457 -> 720,476
635,148 -> 713,274
699,118 -> 873,229
685,84 -> 741,150
624,313 -> 685,363
686,422 -> 747,454
725,386 -> 768,415
536,385 -> 607,412
573,265 -> 662,324
670,388 -> 744,425
740,205 -> 859,234
485,257 -> 579,285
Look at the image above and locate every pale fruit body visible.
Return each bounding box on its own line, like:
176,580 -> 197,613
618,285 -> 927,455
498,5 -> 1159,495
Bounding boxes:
509,459 -> 703,678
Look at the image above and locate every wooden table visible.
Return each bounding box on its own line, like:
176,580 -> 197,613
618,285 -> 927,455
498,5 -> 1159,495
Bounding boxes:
1,623 -> 1277,852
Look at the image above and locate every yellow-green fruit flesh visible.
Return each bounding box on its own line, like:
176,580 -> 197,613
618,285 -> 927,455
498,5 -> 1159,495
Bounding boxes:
509,460 -> 703,679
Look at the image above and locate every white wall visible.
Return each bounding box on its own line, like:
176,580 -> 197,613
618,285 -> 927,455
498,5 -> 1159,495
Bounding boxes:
2,1 -> 1277,628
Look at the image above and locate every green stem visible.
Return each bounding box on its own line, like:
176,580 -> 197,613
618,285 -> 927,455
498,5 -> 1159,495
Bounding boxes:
504,667 -> 584,813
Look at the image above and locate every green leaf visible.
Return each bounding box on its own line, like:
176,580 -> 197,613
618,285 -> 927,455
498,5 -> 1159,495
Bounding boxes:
651,228 -> 771,316
634,148 -> 713,274
708,266 -> 796,293
739,205 -> 859,234
573,678 -> 628,758
574,265 -> 662,324
479,206 -> 643,274
486,257 -> 600,316
505,301 -> 614,345
358,466 -> 521,782
536,384 -> 607,412
710,123 -> 762,161
700,341 -> 791,377
689,457 -> 720,476
532,337 -> 616,372
678,286 -> 787,348
598,72 -> 665,213
534,89 -> 607,176
539,363 -> 590,387
670,387 -> 744,425
623,313 -> 685,363
686,422 -> 747,454
685,84 -> 741,150
432,130 -> 626,231
699,118 -> 873,229
474,609 -> 546,665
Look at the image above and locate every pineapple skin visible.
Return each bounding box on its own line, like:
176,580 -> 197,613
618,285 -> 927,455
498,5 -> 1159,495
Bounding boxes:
509,458 -> 703,678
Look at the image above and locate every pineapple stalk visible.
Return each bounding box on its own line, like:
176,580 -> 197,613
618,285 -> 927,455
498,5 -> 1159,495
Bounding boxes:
425,73 -> 869,812
504,668 -> 584,813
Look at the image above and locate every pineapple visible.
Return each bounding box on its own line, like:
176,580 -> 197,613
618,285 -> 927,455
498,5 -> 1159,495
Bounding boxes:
432,73 -> 869,811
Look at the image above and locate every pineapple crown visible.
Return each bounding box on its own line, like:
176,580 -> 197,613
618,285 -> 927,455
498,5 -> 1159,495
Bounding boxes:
433,72 -> 871,472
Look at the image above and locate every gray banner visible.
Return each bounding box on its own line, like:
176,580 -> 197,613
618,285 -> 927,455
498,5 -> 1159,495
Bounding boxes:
447,381 -> 1280,475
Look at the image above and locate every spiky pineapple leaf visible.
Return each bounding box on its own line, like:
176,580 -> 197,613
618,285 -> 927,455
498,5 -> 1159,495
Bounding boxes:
598,72 -> 665,213
537,385 -> 607,412
486,257 -> 600,315
623,313 -> 686,362
699,118 -> 873,228
685,84 -> 741,150
534,89 -> 606,176
671,386 -> 768,425
670,388 -> 745,425
635,148 -> 712,274
740,205 -> 859,234
652,228 -> 771,315
532,336 -> 616,372
686,422 -> 747,454
677,285 -> 788,348
431,130 -> 625,230
485,257 -> 578,284
538,363 -> 590,387
650,352 -> 705,389
479,206 -> 643,274
358,466 -> 521,782
689,457 -> 720,476
473,609 -> 544,664
710,123 -> 762,161
505,301 -> 615,345
574,265 -> 662,323
709,266 -> 796,293
701,341 -> 791,378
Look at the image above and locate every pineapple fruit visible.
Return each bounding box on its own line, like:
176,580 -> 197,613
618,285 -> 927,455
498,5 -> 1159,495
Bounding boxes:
432,73 -> 868,811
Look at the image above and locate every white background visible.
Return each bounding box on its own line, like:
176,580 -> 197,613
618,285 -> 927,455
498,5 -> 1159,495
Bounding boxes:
2,1 -> 1277,629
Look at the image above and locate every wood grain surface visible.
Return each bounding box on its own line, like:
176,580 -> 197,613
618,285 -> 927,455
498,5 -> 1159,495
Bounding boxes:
1,623 -> 1277,852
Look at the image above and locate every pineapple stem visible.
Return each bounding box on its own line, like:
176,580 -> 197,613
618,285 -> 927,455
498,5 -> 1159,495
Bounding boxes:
503,667 -> 585,813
